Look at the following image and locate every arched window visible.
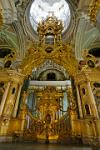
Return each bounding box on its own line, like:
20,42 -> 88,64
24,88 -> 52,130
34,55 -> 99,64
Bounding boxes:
47,72 -> 56,81
85,104 -> 90,115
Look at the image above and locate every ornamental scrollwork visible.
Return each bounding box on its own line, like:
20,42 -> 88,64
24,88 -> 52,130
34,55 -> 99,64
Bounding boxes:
20,16 -> 78,77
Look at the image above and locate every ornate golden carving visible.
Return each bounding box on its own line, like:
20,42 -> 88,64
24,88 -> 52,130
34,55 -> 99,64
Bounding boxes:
81,49 -> 100,74
82,49 -> 96,65
0,7 -> 100,146
67,87 -> 77,111
21,16 -> 78,77
21,43 -> 78,76
36,87 -> 63,113
89,0 -> 100,23
37,16 -> 63,37
20,45 -> 45,75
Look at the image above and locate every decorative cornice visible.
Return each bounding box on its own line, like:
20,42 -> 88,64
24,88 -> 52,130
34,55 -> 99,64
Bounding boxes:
0,69 -> 25,83
75,69 -> 100,84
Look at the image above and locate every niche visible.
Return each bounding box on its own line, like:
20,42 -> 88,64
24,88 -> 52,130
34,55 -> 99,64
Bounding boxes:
4,60 -> 12,68
12,87 -> 15,94
85,104 -> 90,115
82,88 -> 85,95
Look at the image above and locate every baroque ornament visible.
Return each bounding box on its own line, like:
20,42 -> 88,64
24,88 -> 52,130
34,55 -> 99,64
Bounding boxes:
21,16 -> 78,77
36,86 -> 63,112
89,0 -> 100,23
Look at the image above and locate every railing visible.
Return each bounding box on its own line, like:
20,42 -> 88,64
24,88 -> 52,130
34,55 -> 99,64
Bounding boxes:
23,110 -> 71,141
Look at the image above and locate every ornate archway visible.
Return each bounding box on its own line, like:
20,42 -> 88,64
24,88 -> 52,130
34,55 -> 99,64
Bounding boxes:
16,15 -> 79,143
20,43 -> 78,77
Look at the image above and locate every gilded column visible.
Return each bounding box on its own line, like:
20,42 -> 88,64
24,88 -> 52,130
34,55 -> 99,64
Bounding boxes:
67,87 -> 78,136
0,82 -> 18,135
2,82 -> 18,117
13,84 -> 22,118
53,111 -> 55,122
20,91 -> 27,132
0,82 -> 11,116
87,81 -> 99,119
76,84 -> 83,118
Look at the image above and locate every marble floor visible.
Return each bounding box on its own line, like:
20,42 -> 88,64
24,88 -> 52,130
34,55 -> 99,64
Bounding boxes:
0,143 -> 99,150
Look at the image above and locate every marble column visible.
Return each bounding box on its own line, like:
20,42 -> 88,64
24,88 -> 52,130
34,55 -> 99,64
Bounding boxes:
0,82 -> 11,116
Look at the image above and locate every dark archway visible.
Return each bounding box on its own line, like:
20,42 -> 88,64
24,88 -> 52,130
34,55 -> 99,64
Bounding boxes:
47,72 -> 56,81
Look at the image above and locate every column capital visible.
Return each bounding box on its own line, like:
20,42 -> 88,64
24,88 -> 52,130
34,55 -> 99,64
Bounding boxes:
74,74 -> 89,85
7,70 -> 25,84
0,70 -> 25,84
